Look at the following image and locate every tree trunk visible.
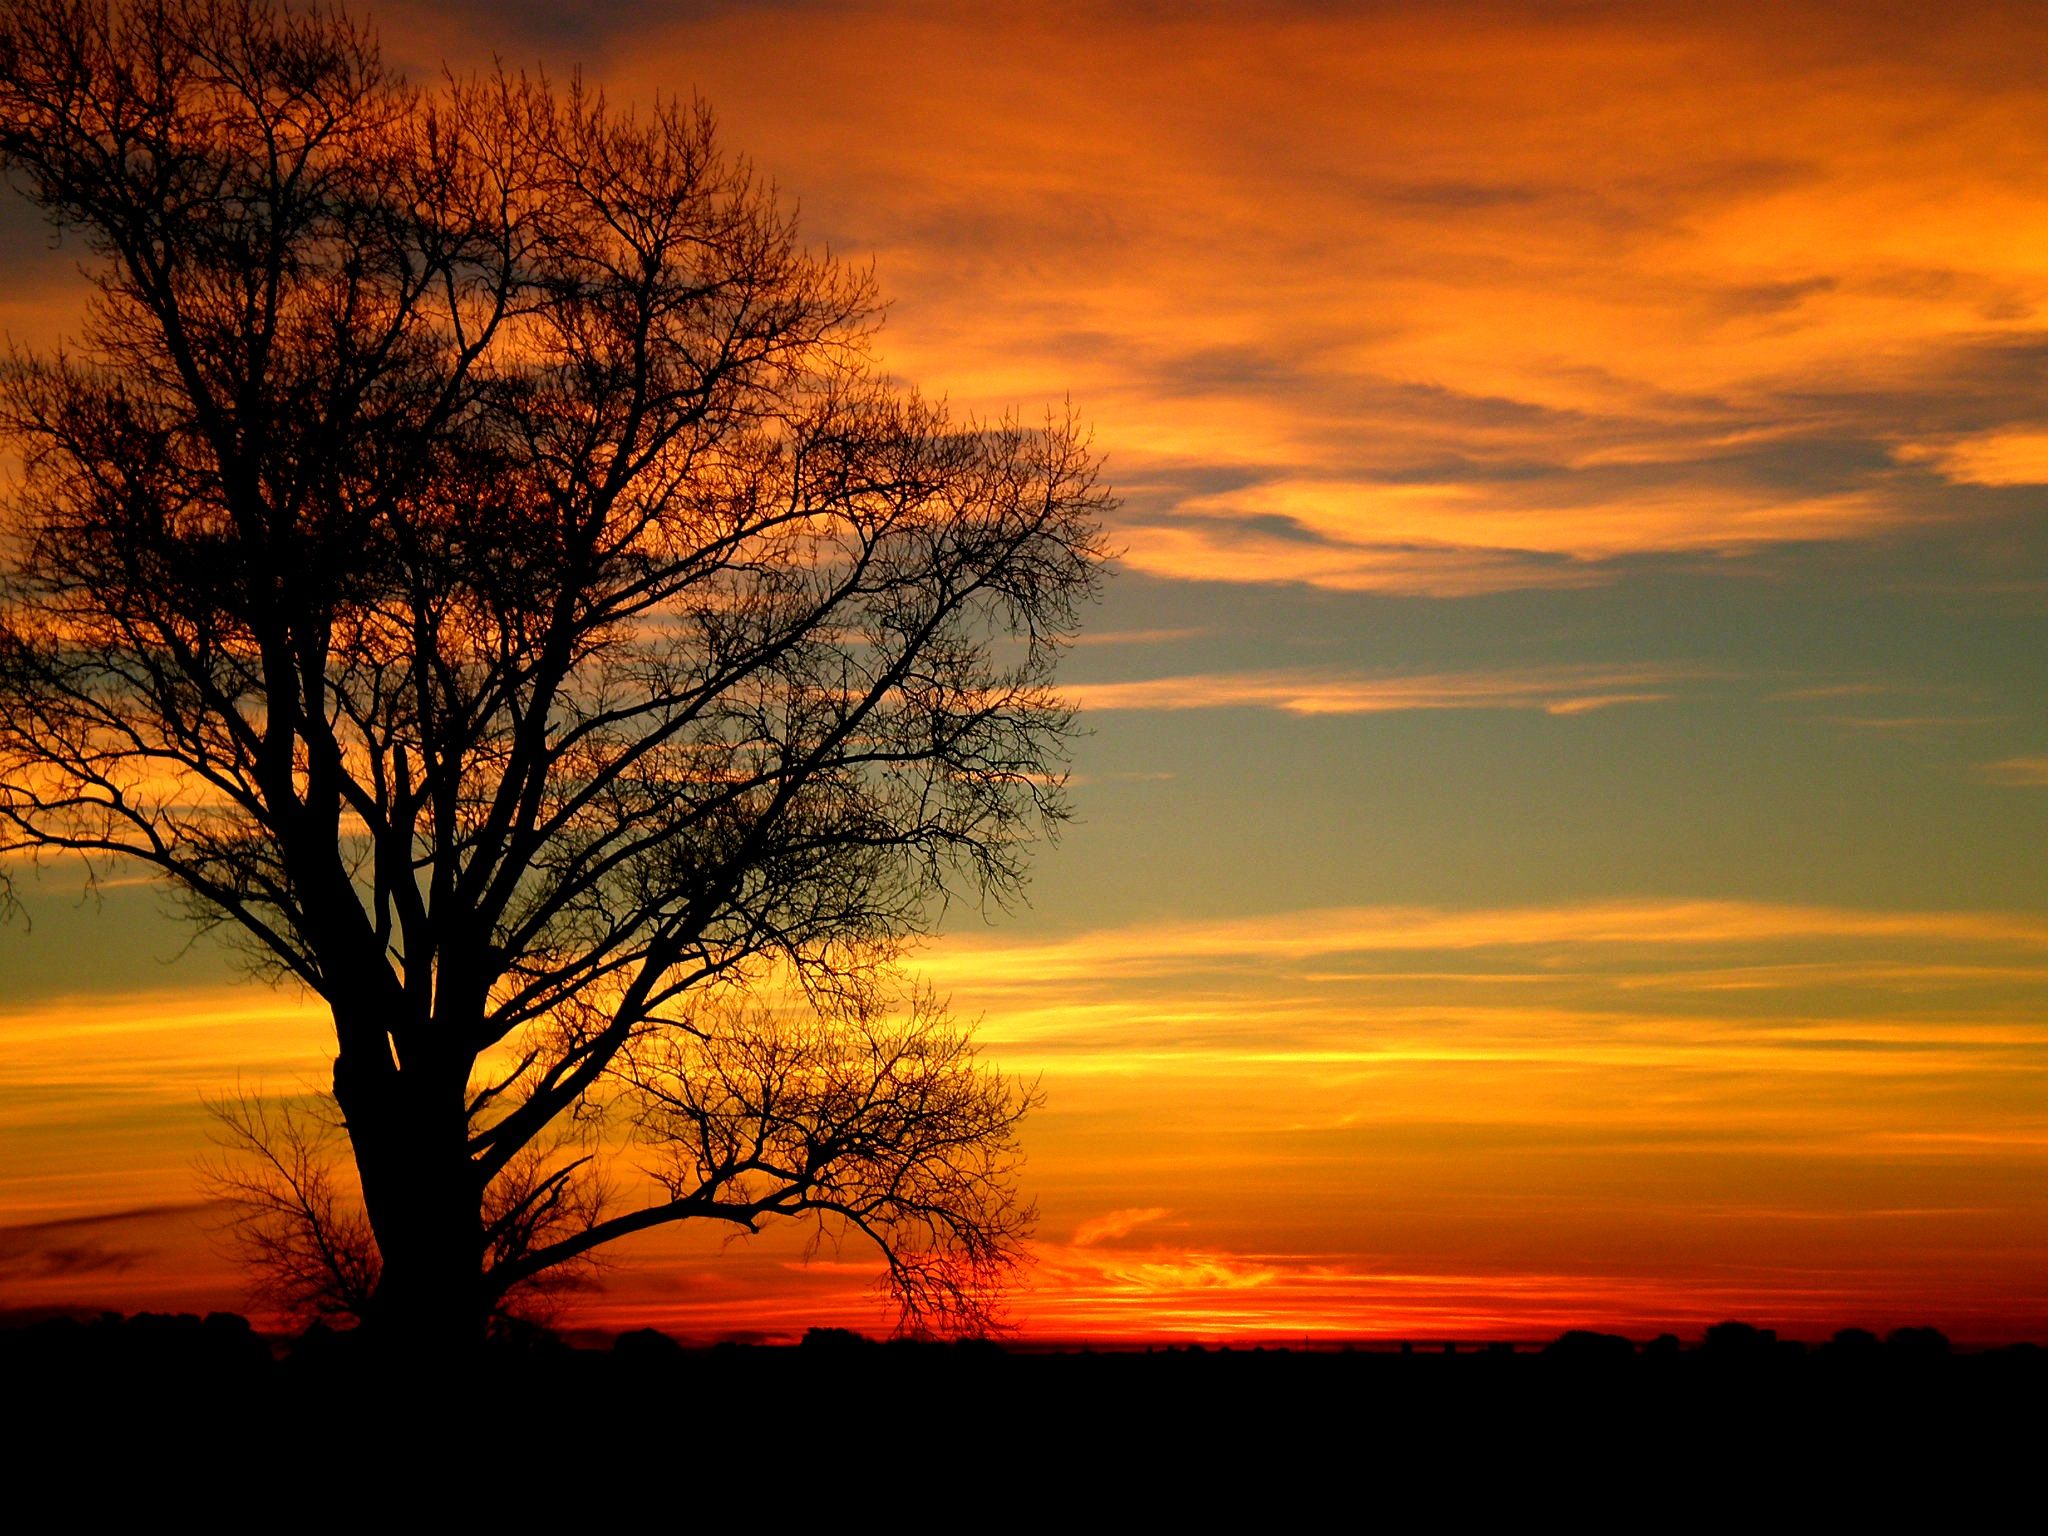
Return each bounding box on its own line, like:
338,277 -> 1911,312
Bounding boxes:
334,1051 -> 485,1352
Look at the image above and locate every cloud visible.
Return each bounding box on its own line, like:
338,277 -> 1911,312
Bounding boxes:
1114,522 -> 1606,597
26,2 -> 2048,598
1545,694 -> 1671,716
1011,1243 -> 2046,1342
1072,1207 -> 1172,1248
1064,665 -> 1685,715
0,1204 -> 203,1281
1044,1246 -> 1281,1297
1159,476 -> 1899,561
1068,627 -> 1209,647
1831,715 -> 2007,732
505,0 -> 2048,597
918,899 -> 2048,989
1899,431 -> 2048,486
1981,755 -> 2048,786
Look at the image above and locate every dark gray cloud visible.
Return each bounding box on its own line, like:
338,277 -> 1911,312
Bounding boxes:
0,1204 -> 204,1281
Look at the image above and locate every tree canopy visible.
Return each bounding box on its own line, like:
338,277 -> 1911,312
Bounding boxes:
0,0 -> 1110,1342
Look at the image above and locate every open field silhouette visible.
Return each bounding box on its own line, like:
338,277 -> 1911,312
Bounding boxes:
8,1312 -> 2043,1525
10,1310 -> 2045,1461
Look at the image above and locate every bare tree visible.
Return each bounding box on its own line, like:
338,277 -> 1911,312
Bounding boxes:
202,1091 -> 383,1327
0,0 -> 1108,1346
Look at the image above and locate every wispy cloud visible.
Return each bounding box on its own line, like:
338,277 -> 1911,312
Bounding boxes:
1115,522 -> 1611,597
1013,1243 -> 2048,1343
1069,627 -> 1209,648
1981,755 -> 2048,786
0,1204 -> 205,1284
919,899 -> 2048,987
1831,714 -> 2008,732
1072,1207 -> 1172,1248
1898,431 -> 2048,487
1065,665 -> 1686,715
1125,480 -> 1900,597
553,0 -> 2048,597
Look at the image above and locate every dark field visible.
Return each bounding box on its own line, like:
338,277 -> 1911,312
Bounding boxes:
9,1312 -> 2045,1507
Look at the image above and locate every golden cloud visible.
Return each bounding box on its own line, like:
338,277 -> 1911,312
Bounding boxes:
1063,665 -> 1685,715
548,0 -> 2048,593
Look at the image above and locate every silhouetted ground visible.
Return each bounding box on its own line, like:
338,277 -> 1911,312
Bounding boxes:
8,1312 -> 2042,1509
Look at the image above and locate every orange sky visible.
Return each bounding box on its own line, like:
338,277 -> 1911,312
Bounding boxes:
6,0 -> 2048,1344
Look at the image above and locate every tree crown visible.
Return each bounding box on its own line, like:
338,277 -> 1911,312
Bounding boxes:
0,0 -> 1110,1333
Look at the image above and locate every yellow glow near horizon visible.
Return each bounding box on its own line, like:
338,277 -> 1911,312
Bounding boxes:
8,891 -> 2048,1340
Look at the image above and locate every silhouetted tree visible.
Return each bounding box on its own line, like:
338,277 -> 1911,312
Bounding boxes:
0,0 -> 1108,1347
1825,1327 -> 1881,1358
1542,1329 -> 1634,1364
202,1092 -> 382,1325
1700,1321 -> 1778,1361
1885,1326 -> 1951,1359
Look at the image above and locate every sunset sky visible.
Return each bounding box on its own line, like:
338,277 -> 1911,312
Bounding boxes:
6,0 -> 2048,1343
